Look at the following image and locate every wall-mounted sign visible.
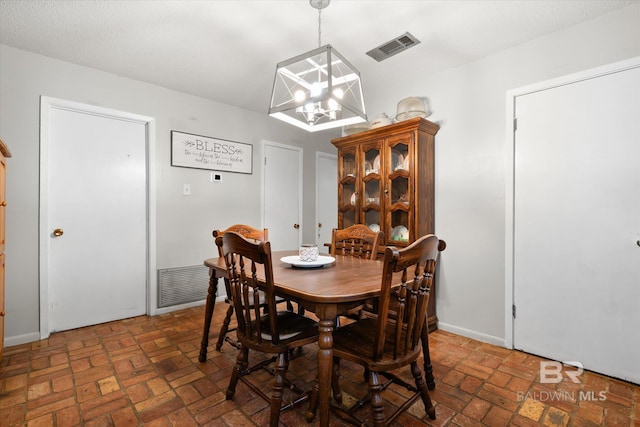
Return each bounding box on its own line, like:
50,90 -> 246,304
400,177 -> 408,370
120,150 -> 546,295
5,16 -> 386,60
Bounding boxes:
171,130 -> 253,174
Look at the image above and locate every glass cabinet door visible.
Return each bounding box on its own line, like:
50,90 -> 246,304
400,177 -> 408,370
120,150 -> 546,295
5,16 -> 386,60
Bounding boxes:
361,141 -> 382,233
338,147 -> 357,228
386,134 -> 413,245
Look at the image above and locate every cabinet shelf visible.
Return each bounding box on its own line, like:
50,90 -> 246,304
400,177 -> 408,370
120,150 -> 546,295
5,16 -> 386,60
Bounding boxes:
340,175 -> 356,185
389,203 -> 410,211
389,169 -> 410,180
339,205 -> 356,212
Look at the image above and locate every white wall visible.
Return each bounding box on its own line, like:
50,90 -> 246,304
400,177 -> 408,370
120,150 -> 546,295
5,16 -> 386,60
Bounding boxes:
365,4 -> 640,344
0,44 -> 334,344
1,4 -> 639,348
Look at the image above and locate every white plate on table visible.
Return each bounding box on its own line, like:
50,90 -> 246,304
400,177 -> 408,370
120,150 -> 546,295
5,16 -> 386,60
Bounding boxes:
280,255 -> 336,268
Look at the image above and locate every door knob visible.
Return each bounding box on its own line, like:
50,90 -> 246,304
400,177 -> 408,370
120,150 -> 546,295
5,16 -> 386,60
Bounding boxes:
0,201 -> 6,207
53,228 -> 64,237
318,223 -> 322,228
293,224 -> 300,229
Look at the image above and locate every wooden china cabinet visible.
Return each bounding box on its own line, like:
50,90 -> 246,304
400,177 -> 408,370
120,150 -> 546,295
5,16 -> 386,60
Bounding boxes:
0,137 -> 10,360
332,117 -> 441,331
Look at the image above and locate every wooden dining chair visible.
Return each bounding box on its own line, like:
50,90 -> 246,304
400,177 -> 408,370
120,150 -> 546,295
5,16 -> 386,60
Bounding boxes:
330,224 -> 383,260
216,232 -> 319,426
307,234 -> 440,426
360,238 -> 446,391
209,224 -> 291,351
330,224 -> 383,323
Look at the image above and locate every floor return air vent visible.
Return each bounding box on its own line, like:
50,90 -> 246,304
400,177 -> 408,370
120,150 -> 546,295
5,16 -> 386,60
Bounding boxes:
158,265 -> 211,308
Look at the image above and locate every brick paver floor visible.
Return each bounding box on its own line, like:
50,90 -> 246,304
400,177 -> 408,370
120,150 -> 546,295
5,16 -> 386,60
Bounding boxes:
1,304 -> 638,426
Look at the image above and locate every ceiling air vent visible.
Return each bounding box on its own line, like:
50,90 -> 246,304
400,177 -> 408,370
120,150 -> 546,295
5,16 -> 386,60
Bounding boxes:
366,32 -> 421,62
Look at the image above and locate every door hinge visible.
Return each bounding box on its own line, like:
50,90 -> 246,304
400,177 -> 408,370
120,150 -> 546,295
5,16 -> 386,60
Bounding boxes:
512,304 -> 516,318
513,117 -> 518,131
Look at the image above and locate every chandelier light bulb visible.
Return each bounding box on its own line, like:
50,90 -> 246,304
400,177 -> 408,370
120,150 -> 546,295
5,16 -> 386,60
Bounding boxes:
294,90 -> 306,102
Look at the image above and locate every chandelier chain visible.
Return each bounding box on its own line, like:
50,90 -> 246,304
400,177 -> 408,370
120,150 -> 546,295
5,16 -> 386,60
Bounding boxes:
317,7 -> 322,47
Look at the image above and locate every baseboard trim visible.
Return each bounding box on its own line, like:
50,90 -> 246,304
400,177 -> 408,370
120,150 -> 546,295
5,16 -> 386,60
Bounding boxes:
4,332 -> 41,347
437,322 -> 507,348
4,297 -> 228,348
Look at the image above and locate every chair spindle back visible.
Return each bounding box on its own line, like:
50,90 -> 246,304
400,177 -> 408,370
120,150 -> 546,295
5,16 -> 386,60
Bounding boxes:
374,234 -> 440,361
215,232 -> 280,346
331,224 -> 383,260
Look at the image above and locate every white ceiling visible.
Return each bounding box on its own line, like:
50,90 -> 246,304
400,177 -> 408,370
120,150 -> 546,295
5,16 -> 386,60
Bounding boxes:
1,0 -> 637,119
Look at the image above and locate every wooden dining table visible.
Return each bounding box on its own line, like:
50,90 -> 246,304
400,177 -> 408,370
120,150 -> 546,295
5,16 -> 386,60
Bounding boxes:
200,250 -> 392,427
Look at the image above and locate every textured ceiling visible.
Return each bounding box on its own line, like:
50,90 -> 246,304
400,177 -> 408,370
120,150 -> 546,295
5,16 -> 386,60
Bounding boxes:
1,0 -> 636,119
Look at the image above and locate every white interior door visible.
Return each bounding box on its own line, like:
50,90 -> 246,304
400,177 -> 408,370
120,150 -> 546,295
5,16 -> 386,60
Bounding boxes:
316,152 -> 337,252
513,65 -> 640,384
40,98 -> 150,335
263,142 -> 302,251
